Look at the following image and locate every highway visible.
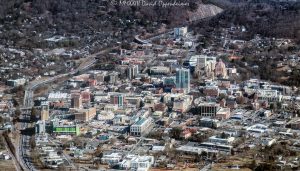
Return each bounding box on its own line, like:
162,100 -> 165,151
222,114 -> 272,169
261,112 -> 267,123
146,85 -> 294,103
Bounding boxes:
18,55 -> 97,171
134,31 -> 173,45
17,25 -> 197,170
2,130 -> 22,171
18,112 -> 36,171
200,164 -> 212,171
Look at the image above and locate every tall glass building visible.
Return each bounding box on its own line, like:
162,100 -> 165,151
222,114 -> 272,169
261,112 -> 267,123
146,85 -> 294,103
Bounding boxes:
175,68 -> 190,93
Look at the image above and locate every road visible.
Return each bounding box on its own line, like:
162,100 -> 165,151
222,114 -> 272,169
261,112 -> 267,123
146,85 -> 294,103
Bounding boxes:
18,53 -> 98,171
16,19 -> 207,170
200,164 -> 212,171
1,131 -> 22,171
47,137 -> 77,169
18,112 -> 36,171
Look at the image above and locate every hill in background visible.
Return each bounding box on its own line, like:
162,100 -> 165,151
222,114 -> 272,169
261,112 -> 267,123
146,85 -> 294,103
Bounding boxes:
0,0 -> 222,50
201,0 -> 300,41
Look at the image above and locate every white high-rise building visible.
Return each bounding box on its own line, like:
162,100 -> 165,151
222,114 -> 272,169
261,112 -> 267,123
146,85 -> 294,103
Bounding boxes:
35,120 -> 46,134
127,65 -> 139,80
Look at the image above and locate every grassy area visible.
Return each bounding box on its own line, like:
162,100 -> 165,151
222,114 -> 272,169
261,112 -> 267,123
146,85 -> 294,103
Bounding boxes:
0,160 -> 16,171
0,135 -> 16,171
211,156 -> 254,171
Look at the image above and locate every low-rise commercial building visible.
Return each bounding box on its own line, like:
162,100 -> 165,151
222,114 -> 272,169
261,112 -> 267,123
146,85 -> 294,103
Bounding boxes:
6,78 -> 27,87
208,136 -> 235,145
200,118 -> 220,128
52,120 -> 80,136
173,95 -> 193,113
48,92 -> 70,102
150,66 -> 170,75
216,108 -> 231,120
130,117 -> 154,136
101,153 -> 122,165
120,155 -> 154,171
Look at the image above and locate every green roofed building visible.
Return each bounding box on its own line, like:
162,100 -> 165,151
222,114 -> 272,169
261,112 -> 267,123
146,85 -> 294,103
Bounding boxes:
52,120 -> 80,136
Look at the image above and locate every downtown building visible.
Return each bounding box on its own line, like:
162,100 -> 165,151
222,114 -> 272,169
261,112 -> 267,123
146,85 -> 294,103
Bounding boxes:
175,68 -> 191,93
197,102 -> 221,118
130,117 -> 154,136
194,55 -> 216,79
110,92 -> 126,107
126,65 -> 139,80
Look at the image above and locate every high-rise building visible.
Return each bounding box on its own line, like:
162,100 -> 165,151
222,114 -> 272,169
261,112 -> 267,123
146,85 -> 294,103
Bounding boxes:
215,59 -> 227,78
40,104 -> 49,121
110,93 -> 125,107
74,107 -> 97,121
194,55 -> 216,79
175,68 -> 190,93
127,65 -> 139,80
197,56 -> 208,69
35,120 -> 46,134
109,71 -> 119,84
71,94 -> 82,109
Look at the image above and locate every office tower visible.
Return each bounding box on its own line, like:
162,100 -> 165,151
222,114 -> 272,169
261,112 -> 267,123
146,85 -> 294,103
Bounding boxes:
109,71 -> 119,84
71,94 -> 82,109
195,55 -> 216,79
215,59 -> 227,78
127,65 -> 139,80
35,120 -> 46,134
40,104 -> 49,121
196,56 -> 207,69
176,68 -> 190,93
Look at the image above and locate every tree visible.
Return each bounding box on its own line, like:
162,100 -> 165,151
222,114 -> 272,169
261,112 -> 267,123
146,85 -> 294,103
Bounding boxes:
15,108 -> 21,118
0,116 -> 4,125
11,85 -> 24,95
12,98 -> 19,107
58,165 -> 67,171
121,42 -> 132,50
30,149 -> 40,164
29,136 -> 36,149
200,151 -> 208,158
109,138 -> 117,145
276,102 -> 282,110
269,103 -> 276,111
220,132 -> 228,139
236,96 -> 246,104
189,2 -> 198,11
147,131 -> 163,140
73,137 -> 84,147
249,159 -> 257,170
170,127 -> 182,139
93,146 -> 103,158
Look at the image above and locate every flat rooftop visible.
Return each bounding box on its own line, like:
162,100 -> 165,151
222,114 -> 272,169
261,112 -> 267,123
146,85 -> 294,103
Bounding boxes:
134,118 -> 147,126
